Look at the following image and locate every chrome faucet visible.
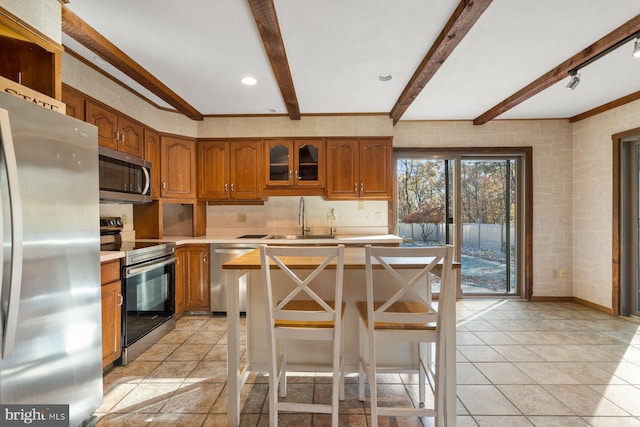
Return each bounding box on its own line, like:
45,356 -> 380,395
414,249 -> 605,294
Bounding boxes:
299,197 -> 310,235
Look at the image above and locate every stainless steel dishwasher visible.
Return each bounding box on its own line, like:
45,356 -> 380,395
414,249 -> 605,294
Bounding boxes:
210,243 -> 259,313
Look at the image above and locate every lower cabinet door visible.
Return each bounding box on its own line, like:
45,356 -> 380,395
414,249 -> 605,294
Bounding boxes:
185,245 -> 210,311
101,280 -> 122,367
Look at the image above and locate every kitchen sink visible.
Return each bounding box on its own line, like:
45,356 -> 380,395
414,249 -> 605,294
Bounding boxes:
266,234 -> 334,240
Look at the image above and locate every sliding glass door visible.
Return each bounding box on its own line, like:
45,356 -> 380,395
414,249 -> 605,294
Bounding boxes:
395,152 -> 524,297
460,159 -> 518,295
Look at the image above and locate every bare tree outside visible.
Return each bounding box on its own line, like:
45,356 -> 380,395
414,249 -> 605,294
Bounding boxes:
397,159 -> 446,242
397,157 -> 518,294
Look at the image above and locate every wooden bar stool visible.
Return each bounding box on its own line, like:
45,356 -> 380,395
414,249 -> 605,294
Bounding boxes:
259,244 -> 346,427
357,244 -> 453,427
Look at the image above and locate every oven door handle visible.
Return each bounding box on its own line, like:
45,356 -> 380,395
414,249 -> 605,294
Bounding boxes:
125,256 -> 176,278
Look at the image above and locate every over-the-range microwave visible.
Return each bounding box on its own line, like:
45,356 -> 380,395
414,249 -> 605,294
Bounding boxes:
99,146 -> 152,204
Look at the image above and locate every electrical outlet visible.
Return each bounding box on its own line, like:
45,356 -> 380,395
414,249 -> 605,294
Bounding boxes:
560,269 -> 566,278
551,268 -> 558,278
237,212 -> 247,223
358,201 -> 364,210
121,213 -> 127,225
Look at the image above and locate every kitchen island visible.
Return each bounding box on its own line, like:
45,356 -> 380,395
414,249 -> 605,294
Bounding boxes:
223,246 -> 459,427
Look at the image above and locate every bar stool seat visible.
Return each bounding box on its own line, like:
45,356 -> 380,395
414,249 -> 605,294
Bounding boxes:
357,244 -> 453,427
260,244 -> 346,427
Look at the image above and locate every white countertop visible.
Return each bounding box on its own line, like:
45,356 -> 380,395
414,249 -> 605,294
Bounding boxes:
99,234 -> 403,262
100,251 -> 125,262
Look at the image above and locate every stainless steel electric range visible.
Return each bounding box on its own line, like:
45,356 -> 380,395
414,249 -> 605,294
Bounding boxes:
100,217 -> 176,365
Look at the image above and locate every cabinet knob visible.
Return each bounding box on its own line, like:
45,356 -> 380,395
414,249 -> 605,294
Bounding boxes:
289,170 -> 292,179
231,183 -> 235,192
295,170 -> 299,179
354,183 -> 358,192
224,183 -> 228,192
360,182 -> 364,191
203,255 -> 207,264
162,181 -> 166,190
118,294 -> 123,307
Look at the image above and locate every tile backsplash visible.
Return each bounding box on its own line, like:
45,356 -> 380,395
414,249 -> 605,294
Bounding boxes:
204,196 -> 389,237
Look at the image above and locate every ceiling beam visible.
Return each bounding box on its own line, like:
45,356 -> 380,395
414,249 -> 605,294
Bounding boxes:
474,14 -> 640,125
248,0 -> 300,120
389,0 -> 493,125
61,7 -> 203,121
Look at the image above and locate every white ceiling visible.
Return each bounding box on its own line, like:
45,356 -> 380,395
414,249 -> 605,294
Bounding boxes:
63,0 -> 640,122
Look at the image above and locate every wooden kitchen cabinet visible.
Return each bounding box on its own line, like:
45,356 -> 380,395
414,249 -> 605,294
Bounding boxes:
62,85 -> 85,121
198,139 -> 263,201
86,101 -> 145,158
264,139 -> 325,192
0,26 -> 62,100
100,259 -> 122,368
184,244 -> 210,312
175,246 -> 186,318
144,128 -> 161,199
326,138 -> 392,200
160,135 -> 197,200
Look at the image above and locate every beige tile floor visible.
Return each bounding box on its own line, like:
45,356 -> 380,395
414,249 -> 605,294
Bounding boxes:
95,300 -> 640,426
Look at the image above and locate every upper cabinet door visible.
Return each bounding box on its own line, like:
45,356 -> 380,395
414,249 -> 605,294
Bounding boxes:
118,117 -> 144,158
294,139 -> 324,187
265,139 -> 293,187
144,129 -> 161,199
62,87 -> 85,121
160,136 -> 196,199
326,138 -> 392,200
198,140 -> 230,200
230,140 -> 263,200
86,101 -> 118,151
359,138 -> 392,199
326,139 -> 359,199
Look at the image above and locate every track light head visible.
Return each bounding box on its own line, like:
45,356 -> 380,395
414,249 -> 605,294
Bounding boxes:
633,37 -> 640,58
566,71 -> 580,90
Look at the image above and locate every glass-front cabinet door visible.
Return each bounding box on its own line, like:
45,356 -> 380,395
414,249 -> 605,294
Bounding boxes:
294,140 -> 323,186
266,140 -> 291,186
265,139 -> 324,188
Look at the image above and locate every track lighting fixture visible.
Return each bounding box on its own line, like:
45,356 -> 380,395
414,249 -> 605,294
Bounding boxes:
563,31 -> 640,92
566,70 -> 580,90
633,37 -> 640,58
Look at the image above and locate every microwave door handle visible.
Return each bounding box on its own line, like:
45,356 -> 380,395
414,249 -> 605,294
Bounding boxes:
0,109 -> 24,359
142,166 -> 150,196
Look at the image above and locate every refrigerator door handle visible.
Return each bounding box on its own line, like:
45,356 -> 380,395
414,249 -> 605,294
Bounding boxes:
142,165 -> 150,196
0,108 -> 24,359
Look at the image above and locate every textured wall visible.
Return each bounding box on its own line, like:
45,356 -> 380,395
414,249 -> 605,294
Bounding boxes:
197,115 -> 393,138
572,100 -> 640,308
394,120 -> 574,298
0,0 -> 61,43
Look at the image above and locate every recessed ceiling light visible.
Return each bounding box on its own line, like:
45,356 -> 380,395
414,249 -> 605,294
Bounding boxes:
378,73 -> 392,82
241,76 -> 257,86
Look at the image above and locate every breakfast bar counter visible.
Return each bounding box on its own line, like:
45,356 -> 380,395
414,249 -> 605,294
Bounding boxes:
223,246 -> 459,426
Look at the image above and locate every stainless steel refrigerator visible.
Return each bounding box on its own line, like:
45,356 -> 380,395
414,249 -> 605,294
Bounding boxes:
0,91 -> 103,426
